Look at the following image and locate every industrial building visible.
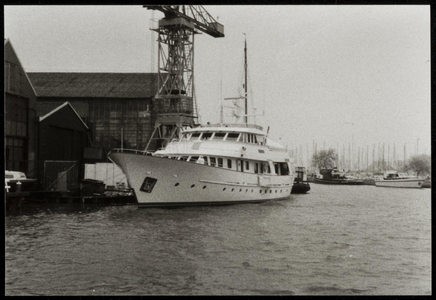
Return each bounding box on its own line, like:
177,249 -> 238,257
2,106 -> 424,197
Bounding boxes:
4,39 -> 38,178
28,72 -> 159,158
5,39 -> 160,191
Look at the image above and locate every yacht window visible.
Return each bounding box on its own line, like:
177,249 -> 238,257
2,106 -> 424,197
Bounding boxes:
280,163 -> 290,175
210,157 -> 216,167
274,163 -> 279,175
260,163 -> 264,173
179,156 -> 189,161
254,163 -> 259,174
262,162 -> 269,174
189,156 -> 199,163
213,132 -> 226,140
254,135 -> 258,144
226,133 -> 240,142
191,132 -> 201,140
201,132 -> 213,140
238,160 -> 244,172
245,161 -> 250,171
203,156 -> 209,165
227,159 -> 232,169
218,158 -> 223,167
180,133 -> 188,141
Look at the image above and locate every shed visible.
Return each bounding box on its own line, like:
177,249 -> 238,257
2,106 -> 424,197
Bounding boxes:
38,102 -> 90,190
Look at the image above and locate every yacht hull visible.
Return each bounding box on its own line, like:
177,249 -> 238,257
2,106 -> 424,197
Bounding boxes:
109,151 -> 294,207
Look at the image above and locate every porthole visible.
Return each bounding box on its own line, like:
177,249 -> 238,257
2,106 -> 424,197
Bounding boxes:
232,188 -> 234,192
246,189 -> 248,192
175,183 -> 179,187
270,190 -> 272,193
275,190 -> 277,193
259,190 -> 262,193
280,189 -> 282,193
223,188 -> 226,191
191,184 -> 195,188
239,189 -> 242,192
203,186 -> 207,189
251,189 -> 253,192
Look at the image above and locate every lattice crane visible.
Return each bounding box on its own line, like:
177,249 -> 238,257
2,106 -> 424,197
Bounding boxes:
144,5 -> 224,151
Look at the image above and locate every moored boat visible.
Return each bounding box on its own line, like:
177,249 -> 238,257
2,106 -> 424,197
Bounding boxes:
291,166 -> 310,194
312,168 -> 363,185
109,124 -> 294,207
374,171 -> 426,189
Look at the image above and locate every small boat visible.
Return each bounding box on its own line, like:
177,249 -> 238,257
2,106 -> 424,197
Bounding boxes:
362,177 -> 375,185
5,170 -> 37,194
374,171 -> 426,189
291,166 -> 310,194
312,168 -> 363,185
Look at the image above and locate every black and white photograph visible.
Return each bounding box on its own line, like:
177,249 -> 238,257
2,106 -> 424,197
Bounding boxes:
4,3 -> 431,296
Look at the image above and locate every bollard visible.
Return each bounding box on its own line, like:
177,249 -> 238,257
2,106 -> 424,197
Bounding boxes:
16,181 -> 22,193
5,180 -> 11,193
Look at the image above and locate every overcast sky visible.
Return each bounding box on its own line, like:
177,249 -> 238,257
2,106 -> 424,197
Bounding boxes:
5,5 -> 431,161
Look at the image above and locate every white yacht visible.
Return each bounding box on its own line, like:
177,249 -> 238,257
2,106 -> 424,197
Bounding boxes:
109,123 -> 294,207
374,170 -> 425,189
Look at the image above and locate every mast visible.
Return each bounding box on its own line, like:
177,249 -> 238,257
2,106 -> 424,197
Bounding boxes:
244,37 -> 248,124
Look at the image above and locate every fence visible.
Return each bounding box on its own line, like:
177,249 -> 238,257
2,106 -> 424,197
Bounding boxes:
43,160 -> 78,191
84,163 -> 128,188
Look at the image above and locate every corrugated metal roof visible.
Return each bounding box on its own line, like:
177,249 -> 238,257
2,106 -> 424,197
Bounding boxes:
27,72 -> 158,98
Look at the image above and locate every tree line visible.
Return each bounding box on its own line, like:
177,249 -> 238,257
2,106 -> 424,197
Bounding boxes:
312,149 -> 431,176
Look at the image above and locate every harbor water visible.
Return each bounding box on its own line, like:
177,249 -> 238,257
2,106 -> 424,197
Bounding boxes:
5,184 -> 431,295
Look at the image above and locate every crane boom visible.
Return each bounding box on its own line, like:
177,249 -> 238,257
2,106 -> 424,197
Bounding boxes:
144,5 -> 224,37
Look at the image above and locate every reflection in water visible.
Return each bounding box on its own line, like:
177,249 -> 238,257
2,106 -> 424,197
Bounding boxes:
5,187 -> 431,295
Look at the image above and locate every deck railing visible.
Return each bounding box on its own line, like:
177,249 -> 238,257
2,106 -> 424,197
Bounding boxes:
110,148 -> 155,156
197,123 -> 263,131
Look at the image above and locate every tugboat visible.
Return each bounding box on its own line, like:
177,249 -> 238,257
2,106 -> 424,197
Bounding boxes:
313,168 -> 363,185
291,167 -> 311,194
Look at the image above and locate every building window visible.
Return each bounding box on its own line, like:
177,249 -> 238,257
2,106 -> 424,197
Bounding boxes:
89,99 -> 152,150
5,137 -> 26,172
6,63 -> 21,93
